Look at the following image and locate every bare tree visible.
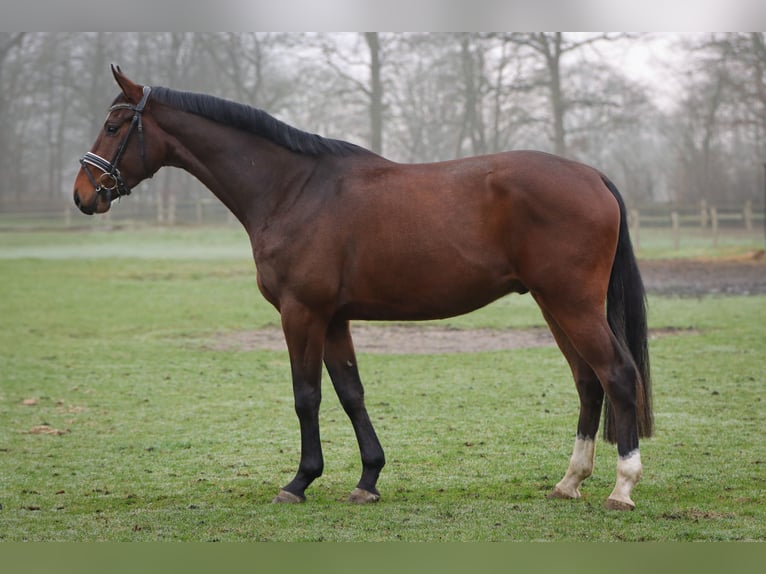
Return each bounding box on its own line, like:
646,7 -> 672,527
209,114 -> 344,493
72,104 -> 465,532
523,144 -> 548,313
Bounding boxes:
0,33 -> 26,198
313,33 -> 389,154
365,33 -> 384,154
2,33 -> 763,214
667,33 -> 766,204
496,33 -> 638,158
455,34 -> 486,156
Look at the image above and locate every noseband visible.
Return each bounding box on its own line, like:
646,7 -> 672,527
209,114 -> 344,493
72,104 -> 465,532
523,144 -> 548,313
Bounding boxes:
79,85 -> 152,203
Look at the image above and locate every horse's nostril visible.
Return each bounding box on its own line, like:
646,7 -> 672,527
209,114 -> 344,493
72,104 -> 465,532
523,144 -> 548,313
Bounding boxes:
73,189 -> 95,215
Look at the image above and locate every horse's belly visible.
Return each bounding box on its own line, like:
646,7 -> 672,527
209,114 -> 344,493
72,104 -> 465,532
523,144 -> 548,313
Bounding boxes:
339,268 -> 526,322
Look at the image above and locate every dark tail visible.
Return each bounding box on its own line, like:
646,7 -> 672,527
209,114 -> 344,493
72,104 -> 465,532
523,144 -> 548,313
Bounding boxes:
601,176 -> 653,443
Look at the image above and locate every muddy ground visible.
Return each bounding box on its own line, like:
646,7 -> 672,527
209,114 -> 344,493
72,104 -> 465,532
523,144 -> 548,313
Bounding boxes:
640,253 -> 766,297
213,253 -> 766,354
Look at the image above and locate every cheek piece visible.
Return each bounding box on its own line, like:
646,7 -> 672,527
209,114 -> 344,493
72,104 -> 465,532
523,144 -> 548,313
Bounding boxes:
79,85 -> 152,205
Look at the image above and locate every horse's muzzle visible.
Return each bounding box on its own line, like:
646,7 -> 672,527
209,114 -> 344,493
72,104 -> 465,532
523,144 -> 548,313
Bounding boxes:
73,189 -> 95,215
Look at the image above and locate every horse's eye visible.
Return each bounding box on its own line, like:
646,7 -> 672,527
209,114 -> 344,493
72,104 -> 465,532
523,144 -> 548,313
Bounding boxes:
105,124 -> 119,135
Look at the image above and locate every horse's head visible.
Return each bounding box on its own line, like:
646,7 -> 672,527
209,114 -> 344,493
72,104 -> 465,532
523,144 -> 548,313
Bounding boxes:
73,66 -> 166,215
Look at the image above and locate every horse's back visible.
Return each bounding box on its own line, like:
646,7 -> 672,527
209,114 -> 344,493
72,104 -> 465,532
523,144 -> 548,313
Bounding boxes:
321,150 -> 619,321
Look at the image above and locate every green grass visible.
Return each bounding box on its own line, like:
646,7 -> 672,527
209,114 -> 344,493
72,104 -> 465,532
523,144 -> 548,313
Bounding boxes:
1,228 -> 765,541
633,227 -> 765,259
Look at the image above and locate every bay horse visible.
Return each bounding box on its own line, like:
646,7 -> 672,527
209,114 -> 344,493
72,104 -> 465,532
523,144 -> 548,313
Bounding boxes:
74,67 -> 653,510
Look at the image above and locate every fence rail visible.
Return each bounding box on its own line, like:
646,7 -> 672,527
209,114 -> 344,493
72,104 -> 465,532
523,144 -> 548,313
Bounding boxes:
629,200 -> 765,249
0,196 -> 237,230
2,197 -> 765,251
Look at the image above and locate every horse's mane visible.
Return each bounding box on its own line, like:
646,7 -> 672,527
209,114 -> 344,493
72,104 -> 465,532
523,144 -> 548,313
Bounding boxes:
149,86 -> 370,157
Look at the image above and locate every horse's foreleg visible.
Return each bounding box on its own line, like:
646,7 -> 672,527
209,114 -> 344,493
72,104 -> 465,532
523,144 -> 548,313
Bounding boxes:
273,301 -> 327,503
324,319 -> 385,503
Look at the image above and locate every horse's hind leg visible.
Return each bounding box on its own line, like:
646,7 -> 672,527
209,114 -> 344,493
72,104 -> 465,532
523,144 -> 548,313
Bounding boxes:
324,319 -> 385,503
535,295 -> 642,510
537,305 -> 602,500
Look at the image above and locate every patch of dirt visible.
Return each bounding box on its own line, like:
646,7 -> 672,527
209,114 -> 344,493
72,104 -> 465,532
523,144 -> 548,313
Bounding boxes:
211,325 -> 696,355
209,254 -> 762,355
640,251 -> 766,297
212,325 -> 556,355
25,425 -> 69,436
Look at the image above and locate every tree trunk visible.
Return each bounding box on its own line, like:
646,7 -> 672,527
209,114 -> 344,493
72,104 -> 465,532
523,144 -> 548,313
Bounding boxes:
365,32 -> 383,155
541,33 -> 567,157
458,35 -> 486,156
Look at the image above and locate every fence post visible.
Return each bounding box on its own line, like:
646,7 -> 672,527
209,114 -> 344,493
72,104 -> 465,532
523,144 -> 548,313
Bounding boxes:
710,207 -> 719,247
156,193 -> 164,224
196,198 -> 203,224
168,193 -> 176,226
744,200 -> 753,231
700,199 -> 709,229
629,209 -> 640,251
671,211 -> 680,250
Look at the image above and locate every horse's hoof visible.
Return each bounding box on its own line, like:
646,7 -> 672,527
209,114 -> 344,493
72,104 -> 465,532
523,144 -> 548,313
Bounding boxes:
272,489 -> 305,504
547,486 -> 580,500
347,487 -> 380,504
604,497 -> 635,511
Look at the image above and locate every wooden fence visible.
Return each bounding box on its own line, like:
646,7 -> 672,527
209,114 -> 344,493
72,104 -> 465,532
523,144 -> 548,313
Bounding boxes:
2,197 -> 765,251
628,200 -> 764,250
0,195 -> 237,230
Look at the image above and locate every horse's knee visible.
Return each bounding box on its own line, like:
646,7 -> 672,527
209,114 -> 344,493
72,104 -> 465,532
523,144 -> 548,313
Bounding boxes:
293,386 -> 321,417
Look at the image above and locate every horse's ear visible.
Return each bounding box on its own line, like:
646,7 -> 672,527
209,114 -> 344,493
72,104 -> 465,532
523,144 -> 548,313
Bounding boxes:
111,64 -> 144,104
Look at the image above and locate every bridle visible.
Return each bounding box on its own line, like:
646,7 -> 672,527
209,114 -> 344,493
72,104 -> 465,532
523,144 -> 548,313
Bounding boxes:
79,85 -> 152,203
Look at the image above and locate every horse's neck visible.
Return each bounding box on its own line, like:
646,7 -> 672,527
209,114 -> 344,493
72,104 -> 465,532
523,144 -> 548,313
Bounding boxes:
158,110 -> 317,230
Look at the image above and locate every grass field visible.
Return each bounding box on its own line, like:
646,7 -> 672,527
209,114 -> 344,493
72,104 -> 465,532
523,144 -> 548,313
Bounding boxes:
1,227 -> 764,541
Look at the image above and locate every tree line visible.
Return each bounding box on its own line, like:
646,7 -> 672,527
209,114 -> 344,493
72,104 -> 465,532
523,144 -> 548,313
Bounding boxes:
0,32 -> 764,209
